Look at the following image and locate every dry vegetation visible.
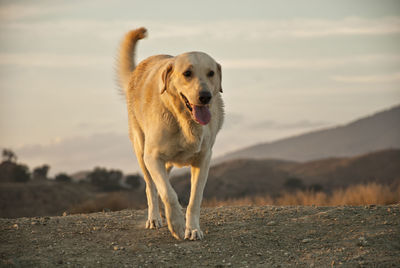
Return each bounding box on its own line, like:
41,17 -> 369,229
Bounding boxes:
2,181 -> 398,218
69,191 -> 146,214
67,182 -> 400,215
203,183 -> 400,207
2,149 -> 398,219
0,181 -> 96,218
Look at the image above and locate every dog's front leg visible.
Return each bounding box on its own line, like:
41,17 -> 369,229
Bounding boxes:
144,153 -> 185,240
185,152 -> 211,240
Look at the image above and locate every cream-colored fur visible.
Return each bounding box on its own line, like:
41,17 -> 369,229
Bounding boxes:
117,27 -> 224,240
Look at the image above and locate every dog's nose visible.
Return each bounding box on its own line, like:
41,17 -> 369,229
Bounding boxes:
199,91 -> 212,105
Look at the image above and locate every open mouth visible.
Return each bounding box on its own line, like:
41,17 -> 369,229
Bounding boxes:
180,93 -> 193,112
180,93 -> 211,125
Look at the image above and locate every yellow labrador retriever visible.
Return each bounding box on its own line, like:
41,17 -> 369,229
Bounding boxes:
117,27 -> 224,240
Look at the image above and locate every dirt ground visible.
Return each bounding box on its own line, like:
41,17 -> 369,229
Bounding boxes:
1,205 -> 399,267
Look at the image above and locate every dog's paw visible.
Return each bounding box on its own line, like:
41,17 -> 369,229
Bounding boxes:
145,217 -> 162,229
184,228 -> 204,241
166,209 -> 185,240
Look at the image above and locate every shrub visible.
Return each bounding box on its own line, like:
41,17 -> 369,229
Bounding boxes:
87,167 -> 123,192
12,164 -> 31,183
283,177 -> 305,192
0,161 -> 30,183
55,173 -> 72,183
32,165 -> 50,181
125,174 -> 143,189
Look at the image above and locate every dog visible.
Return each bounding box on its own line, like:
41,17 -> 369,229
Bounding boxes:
117,27 -> 224,240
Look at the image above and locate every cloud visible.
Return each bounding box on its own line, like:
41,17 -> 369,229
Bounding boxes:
2,51 -> 398,71
1,15 -> 398,70
281,17 -> 400,38
2,15 -> 400,41
96,17 -> 398,42
149,17 -> 400,40
221,54 -> 400,70
332,72 -> 400,83
0,52 -> 111,68
0,2 -> 71,21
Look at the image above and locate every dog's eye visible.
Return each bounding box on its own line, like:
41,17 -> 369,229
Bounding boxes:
207,70 -> 215,77
183,70 -> 192,77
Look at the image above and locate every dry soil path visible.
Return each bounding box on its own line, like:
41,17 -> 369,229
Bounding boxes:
1,205 -> 399,267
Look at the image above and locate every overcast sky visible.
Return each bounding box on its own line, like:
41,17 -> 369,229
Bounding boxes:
1,0 -> 399,175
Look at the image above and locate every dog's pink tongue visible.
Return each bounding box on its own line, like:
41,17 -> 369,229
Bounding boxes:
193,105 -> 211,125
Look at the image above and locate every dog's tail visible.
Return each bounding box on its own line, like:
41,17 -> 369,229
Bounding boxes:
117,27 -> 147,93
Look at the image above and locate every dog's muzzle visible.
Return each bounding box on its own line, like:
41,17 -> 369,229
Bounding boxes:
180,92 -> 211,125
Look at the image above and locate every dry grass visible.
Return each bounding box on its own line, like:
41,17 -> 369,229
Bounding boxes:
203,183 -> 400,207
70,183 -> 400,215
328,183 -> 400,206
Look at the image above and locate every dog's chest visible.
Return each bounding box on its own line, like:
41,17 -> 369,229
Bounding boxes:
164,126 -> 210,166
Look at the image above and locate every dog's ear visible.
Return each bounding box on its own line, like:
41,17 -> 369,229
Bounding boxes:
160,62 -> 173,94
217,63 -> 223,93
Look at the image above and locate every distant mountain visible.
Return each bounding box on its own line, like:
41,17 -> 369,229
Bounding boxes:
282,149 -> 400,188
172,149 -> 400,203
215,105 -> 400,163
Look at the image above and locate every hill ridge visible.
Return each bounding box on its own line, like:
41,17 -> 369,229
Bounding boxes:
172,149 -> 400,203
215,104 -> 400,163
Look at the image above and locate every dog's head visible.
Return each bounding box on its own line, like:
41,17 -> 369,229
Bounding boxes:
160,52 -> 222,125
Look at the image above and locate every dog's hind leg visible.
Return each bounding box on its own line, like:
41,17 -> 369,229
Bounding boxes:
132,136 -> 162,229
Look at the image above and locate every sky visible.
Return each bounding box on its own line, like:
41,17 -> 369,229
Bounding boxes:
1,0 -> 400,175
